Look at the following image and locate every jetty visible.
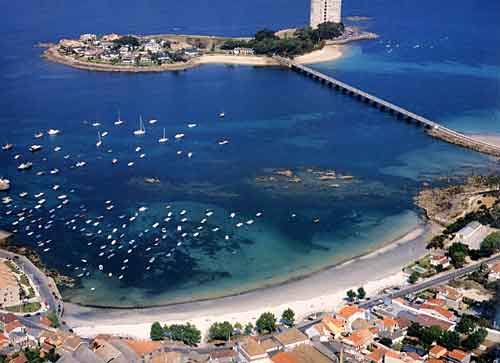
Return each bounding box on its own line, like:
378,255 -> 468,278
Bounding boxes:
273,56 -> 500,158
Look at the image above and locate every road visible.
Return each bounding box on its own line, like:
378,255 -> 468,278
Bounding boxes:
297,253 -> 500,332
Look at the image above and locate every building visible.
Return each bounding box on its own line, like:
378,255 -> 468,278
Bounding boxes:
274,328 -> 309,351
454,221 -> 488,250
310,0 -> 342,28
237,338 -> 271,363
488,263 -> 500,281
0,261 -> 21,309
335,305 -> 366,332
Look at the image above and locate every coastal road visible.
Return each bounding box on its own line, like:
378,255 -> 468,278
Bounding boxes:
359,253 -> 500,309
0,248 -> 62,321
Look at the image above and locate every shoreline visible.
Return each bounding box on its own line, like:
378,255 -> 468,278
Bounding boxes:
42,45 -> 344,73
63,220 -> 436,340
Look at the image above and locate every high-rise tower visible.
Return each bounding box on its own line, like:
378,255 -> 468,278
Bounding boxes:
310,0 -> 342,28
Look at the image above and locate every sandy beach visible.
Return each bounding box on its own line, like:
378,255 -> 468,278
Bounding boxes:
294,45 -> 343,64
64,222 -> 435,341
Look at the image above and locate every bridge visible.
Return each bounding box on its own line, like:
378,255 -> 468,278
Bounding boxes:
273,56 -> 500,158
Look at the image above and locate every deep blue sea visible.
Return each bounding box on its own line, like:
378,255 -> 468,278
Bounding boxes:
1,0 -> 499,306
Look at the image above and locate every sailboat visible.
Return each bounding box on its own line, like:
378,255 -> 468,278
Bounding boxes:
96,131 -> 102,147
114,110 -> 124,125
133,116 -> 146,136
158,128 -> 168,143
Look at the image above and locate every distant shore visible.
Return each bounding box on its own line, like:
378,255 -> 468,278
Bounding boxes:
64,220 -> 436,340
42,44 -> 344,72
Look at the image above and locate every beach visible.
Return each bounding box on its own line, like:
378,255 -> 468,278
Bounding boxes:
64,222 -> 435,341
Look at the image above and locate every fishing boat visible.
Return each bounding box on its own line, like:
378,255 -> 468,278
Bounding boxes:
0,178 -> 10,191
17,162 -> 33,171
96,131 -> 102,147
2,144 -> 13,151
158,128 -> 168,143
133,116 -> 146,136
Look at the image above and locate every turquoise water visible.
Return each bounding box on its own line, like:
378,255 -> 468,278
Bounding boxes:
0,0 -> 499,306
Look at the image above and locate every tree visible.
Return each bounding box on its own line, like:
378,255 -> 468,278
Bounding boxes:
421,325 -> 443,348
234,322 -> 243,334
281,308 -> 295,326
409,271 -> 420,284
255,29 -> 277,42
456,315 -> 477,334
480,231 -> 500,256
208,321 -> 233,341
316,22 -> 345,39
357,287 -> 366,300
113,35 -> 140,48
256,312 -> 276,333
244,322 -> 254,335
407,323 -> 422,338
47,311 -> 60,328
462,327 -> 487,351
438,330 -> 460,350
346,289 -> 357,301
164,323 -> 201,346
379,337 -> 392,347
150,322 -> 164,341
448,242 -> 469,268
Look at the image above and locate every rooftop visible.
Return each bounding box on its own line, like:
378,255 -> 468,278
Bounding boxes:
274,328 -> 309,347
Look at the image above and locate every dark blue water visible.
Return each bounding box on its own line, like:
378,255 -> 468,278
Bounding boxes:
0,0 -> 498,306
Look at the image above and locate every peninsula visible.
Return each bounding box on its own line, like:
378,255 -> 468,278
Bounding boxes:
40,25 -> 377,72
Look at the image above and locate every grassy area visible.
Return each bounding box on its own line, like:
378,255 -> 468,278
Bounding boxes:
5,260 -> 19,273
19,274 -> 30,287
6,302 -> 41,313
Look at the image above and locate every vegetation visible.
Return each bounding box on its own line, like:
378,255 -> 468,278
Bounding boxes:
113,35 -> 140,48
357,287 -> 366,300
150,322 -> 164,341
379,337 -> 392,347
281,308 -> 295,326
6,301 -> 41,313
244,322 -> 254,335
409,271 -> 420,284
480,231 -> 500,256
47,311 -> 60,328
462,328 -> 487,351
208,321 -> 233,341
164,323 -> 201,346
221,23 -> 344,58
447,242 -> 470,268
256,312 -> 277,333
456,315 -> 478,334
346,289 -> 357,301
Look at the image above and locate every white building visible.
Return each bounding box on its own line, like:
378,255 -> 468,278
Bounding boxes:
454,221 -> 488,250
310,0 -> 342,28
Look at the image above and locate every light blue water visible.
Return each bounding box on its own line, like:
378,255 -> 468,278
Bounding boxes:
0,0 -> 498,306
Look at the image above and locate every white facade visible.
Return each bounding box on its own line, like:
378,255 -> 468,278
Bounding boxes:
310,0 -> 342,28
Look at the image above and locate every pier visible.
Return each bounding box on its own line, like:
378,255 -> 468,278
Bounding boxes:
274,56 -> 500,158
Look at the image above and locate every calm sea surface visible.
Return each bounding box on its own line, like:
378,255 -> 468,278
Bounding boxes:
0,0 -> 499,306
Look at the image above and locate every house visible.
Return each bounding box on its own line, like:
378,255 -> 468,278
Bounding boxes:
435,286 -> 463,310
322,316 -> 345,337
430,255 -> 450,269
429,345 -> 448,359
454,221 -> 488,250
4,320 -> 25,337
80,33 -> 97,42
377,318 -> 399,334
272,344 -> 334,363
342,328 -> 374,350
488,263 -> 500,281
237,338 -> 271,363
336,305 -> 366,332
419,304 -> 456,322
305,322 -> 331,341
0,261 -> 21,309
209,349 -> 238,363
91,338 -> 123,362
446,349 -> 471,363
274,328 -> 309,351
9,352 -> 28,363
414,314 -> 454,331
233,48 -> 255,56
101,34 -> 121,42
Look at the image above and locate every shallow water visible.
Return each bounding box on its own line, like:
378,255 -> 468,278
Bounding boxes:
0,0 -> 499,306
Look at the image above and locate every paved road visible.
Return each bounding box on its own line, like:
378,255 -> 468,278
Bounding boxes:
0,249 -> 62,323
296,254 -> 500,332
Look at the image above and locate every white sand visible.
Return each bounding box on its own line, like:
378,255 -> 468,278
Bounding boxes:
294,46 -> 343,64
65,224 -> 432,341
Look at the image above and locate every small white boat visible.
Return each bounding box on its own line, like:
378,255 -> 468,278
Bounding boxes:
158,128 -> 168,144
149,119 -> 158,125
54,146 -> 62,152
218,139 -> 229,145
19,192 -> 28,198
50,168 -> 59,175
138,206 -> 147,212
133,116 -> 146,136
92,122 -> 101,127
135,146 -> 142,152
75,161 -> 87,168
96,132 -> 102,147
101,131 -> 109,137
34,132 -> 44,139
219,112 -> 225,118
18,162 -> 33,171
127,161 -> 134,167
174,133 -> 184,140
29,144 -> 42,152
187,152 -> 193,158
2,144 -> 13,151
112,158 -> 118,165
47,129 -> 61,136
187,123 -> 197,128
114,111 -> 125,125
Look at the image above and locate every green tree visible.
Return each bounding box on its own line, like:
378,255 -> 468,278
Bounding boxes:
164,323 -> 201,346
255,29 -> 277,41
281,308 -> 295,326
448,242 -> 469,268
480,231 -> 500,256
357,287 -> 366,300
256,312 -> 276,333
409,271 -> 420,284
234,322 -> 243,333
208,321 -> 233,341
346,289 -> 357,301
150,322 -> 164,341
421,325 -> 443,348
438,330 -> 460,350
379,337 -> 392,347
316,22 -> 345,40
462,328 -> 487,351
244,322 -> 254,335
456,315 -> 477,334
